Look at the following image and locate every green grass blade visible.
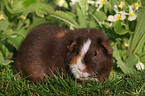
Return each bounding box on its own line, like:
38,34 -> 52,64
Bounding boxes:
128,7 -> 145,56
134,33 -> 145,54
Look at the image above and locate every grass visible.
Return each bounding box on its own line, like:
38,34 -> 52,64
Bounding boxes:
0,64 -> 145,96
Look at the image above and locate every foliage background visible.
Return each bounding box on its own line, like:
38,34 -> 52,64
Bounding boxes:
0,0 -> 145,95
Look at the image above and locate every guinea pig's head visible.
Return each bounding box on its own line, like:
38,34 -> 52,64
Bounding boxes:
65,29 -> 113,81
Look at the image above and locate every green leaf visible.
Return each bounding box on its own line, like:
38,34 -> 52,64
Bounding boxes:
0,12 -> 9,32
141,0 -> 145,6
109,0 -> 120,6
22,0 -> 37,8
8,36 -> 23,50
126,0 -> 138,5
114,21 -> 129,35
128,7 -> 145,56
89,20 -> 99,29
3,29 -> 26,50
0,20 -> 9,32
27,17 -> 49,32
77,0 -> 88,28
51,11 -> 79,28
104,1 -> 114,14
5,1 -> 26,14
135,34 -> 145,54
93,11 -> 108,22
90,11 -> 107,29
0,51 -> 4,60
141,55 -> 145,63
113,44 -> 133,74
126,54 -> 139,73
0,44 -> 10,58
32,2 -> 53,16
0,60 -> 14,65
7,0 -> 36,12
5,0 -> 48,17
76,6 -> 87,28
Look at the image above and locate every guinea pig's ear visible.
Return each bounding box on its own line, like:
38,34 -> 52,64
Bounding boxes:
67,41 -> 77,52
102,41 -> 113,54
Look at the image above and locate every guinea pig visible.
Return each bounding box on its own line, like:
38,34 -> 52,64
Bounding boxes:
14,25 -> 113,83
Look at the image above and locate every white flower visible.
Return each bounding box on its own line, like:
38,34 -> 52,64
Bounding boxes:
114,5 -> 128,15
107,5 -> 128,22
136,62 -> 144,70
107,14 -> 125,22
128,5 -> 137,21
107,15 -> 117,22
115,13 -> 126,20
95,0 -> 107,11
70,0 -> 80,5
96,0 -> 106,5
88,0 -> 107,11
114,5 -> 118,11
134,3 -> 140,10
107,12 -> 127,22
57,0 -> 65,6
119,2 -> 125,9
88,0 -> 96,4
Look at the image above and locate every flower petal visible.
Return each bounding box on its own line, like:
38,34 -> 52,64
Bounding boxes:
97,5 -> 103,11
128,14 -> 137,21
136,62 -> 145,70
120,14 -> 126,20
107,15 -> 117,22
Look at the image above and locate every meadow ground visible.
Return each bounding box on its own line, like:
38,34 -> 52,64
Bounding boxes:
0,64 -> 145,96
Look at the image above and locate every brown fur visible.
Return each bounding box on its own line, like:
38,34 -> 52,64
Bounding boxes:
14,25 -> 113,83
70,51 -> 82,64
56,30 -> 68,38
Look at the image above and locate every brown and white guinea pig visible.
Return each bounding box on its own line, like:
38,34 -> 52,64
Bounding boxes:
14,25 -> 113,83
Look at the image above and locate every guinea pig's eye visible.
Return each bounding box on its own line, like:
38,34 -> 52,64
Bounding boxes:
76,50 -> 80,55
94,51 -> 97,56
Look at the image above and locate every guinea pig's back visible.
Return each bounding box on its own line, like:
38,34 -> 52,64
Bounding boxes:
14,25 -> 68,82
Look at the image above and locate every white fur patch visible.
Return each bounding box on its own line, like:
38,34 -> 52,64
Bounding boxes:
70,38 -> 91,79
